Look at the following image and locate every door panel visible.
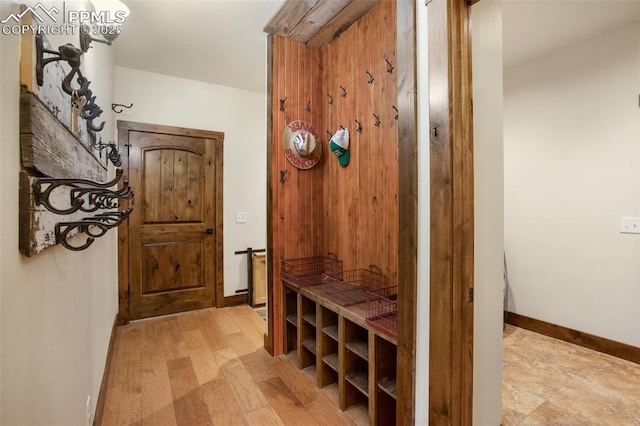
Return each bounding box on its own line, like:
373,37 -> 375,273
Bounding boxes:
128,131 -> 216,319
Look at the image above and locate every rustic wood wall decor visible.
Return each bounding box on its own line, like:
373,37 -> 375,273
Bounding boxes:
19,28 -> 131,256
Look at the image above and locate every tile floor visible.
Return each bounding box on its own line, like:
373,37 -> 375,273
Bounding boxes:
502,325 -> 640,425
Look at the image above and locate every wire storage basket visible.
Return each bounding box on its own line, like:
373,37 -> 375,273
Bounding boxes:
281,255 -> 343,288
366,285 -> 398,338
319,268 -> 388,307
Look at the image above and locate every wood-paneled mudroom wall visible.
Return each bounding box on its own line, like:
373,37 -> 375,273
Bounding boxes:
268,1 -> 398,354
322,1 -> 398,283
269,36 -> 325,352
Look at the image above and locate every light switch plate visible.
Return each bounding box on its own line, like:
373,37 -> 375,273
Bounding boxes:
620,217 -> 640,234
236,212 -> 247,223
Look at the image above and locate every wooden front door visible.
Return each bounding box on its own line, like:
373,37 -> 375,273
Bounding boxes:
118,121 -> 224,322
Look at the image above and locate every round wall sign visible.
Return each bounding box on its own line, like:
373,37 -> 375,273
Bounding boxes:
283,120 -> 322,170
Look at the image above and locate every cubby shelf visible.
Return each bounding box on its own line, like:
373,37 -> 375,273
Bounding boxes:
323,353 -> 339,372
282,280 -> 397,424
302,314 -> 317,326
286,314 -> 297,325
302,338 -> 317,354
323,325 -> 339,341
378,376 -> 397,400
346,340 -> 369,361
346,371 -> 369,397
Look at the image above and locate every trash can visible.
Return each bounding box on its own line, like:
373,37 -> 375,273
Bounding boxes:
252,252 -> 266,306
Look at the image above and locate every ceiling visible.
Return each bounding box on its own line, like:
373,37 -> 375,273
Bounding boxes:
113,0 -> 282,94
502,0 -> 640,68
110,1 -> 640,93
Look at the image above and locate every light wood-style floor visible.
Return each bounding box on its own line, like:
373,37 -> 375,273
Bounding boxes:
99,305 -> 367,426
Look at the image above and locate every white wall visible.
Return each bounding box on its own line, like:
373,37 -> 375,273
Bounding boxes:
504,21 -> 640,346
471,1 -> 504,424
0,2 -> 118,424
114,67 -> 267,297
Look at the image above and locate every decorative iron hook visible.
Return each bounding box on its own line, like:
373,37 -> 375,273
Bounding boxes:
327,93 -> 334,105
327,130 -> 333,142
79,24 -> 119,52
279,97 -> 287,111
366,71 -> 375,84
340,125 -> 346,131
280,170 -> 288,184
305,101 -> 311,112
35,31 -> 83,87
385,57 -> 394,73
393,106 -> 399,120
34,169 -> 130,215
355,119 -> 363,133
373,113 -> 381,127
111,103 -> 133,114
55,208 -> 133,251
340,86 -> 347,97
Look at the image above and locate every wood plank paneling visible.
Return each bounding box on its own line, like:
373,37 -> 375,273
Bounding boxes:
269,36 -> 325,355
289,0 -> 353,44
264,0 -> 319,37
307,0 -> 381,48
322,1 -> 398,281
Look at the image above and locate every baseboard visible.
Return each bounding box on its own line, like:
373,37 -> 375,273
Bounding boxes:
224,293 -> 248,307
93,313 -> 119,425
504,311 -> 640,365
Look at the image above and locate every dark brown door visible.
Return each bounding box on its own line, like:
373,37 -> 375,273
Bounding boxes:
127,129 -> 219,319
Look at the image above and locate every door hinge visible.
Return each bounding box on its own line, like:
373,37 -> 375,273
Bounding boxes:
468,287 -> 474,303
124,143 -> 131,156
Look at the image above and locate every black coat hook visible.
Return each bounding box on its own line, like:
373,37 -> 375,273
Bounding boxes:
305,101 -> 311,112
393,105 -> 399,120
327,130 -> 333,142
355,119 -> 363,133
340,125 -> 346,131
280,170 -> 288,183
373,113 -> 381,127
279,97 -> 287,111
385,57 -> 394,73
366,71 -> 374,84
340,86 -> 347,97
111,103 -> 133,114
327,93 -> 333,104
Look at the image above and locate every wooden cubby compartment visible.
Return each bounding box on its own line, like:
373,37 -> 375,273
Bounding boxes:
342,319 -> 369,410
281,283 -> 398,424
374,335 -> 397,424
319,306 -> 339,388
298,295 -> 317,369
284,287 -> 298,354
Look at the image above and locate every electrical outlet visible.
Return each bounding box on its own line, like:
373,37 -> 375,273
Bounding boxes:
620,217 -> 640,234
86,395 -> 92,426
236,212 -> 247,223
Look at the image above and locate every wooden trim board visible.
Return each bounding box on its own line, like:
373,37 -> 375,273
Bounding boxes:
428,0 -> 475,424
92,314 -> 118,426
224,294 -> 249,307
396,0 -> 418,424
505,312 -> 640,365
264,34 -> 275,356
